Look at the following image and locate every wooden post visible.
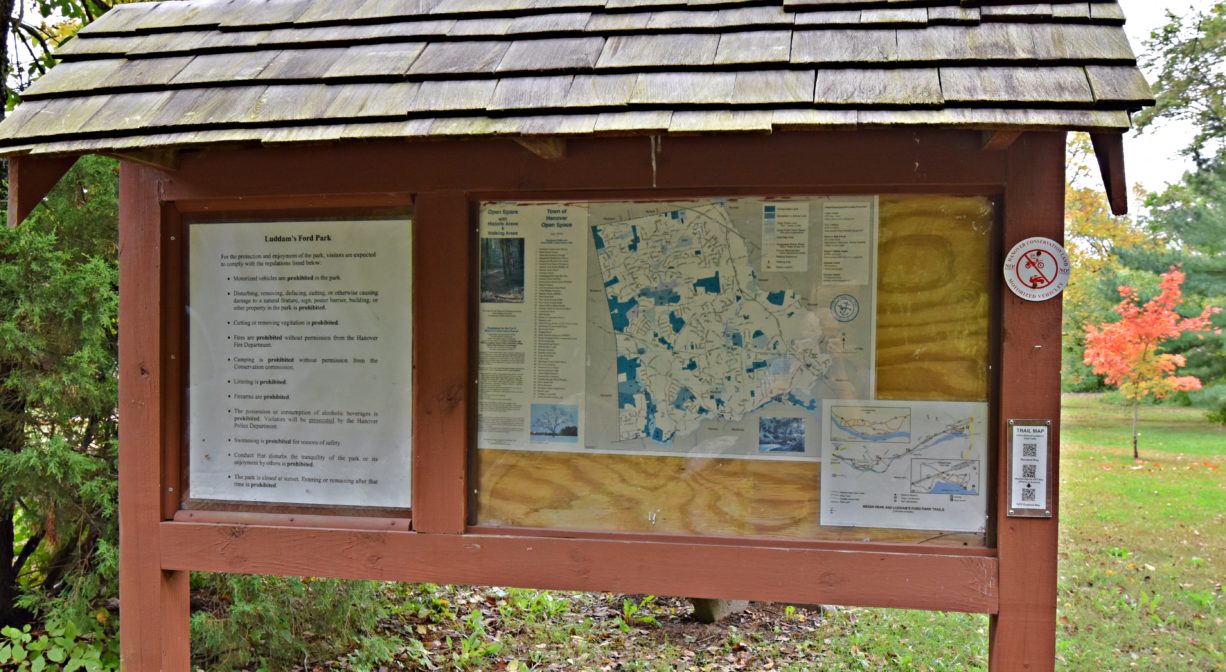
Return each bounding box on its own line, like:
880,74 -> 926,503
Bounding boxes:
411,192 -> 471,533
118,162 -> 191,670
989,132 -> 1065,671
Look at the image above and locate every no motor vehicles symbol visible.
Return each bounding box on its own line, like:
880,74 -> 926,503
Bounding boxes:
1003,237 -> 1070,302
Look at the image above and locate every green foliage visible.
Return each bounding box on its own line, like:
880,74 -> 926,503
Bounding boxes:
616,595 -> 660,631
1060,135 -> 1154,393
1,155 -> 120,635
188,574 -> 396,671
1084,5 -> 1226,397
1135,2 -> 1226,166
1195,384 -> 1226,425
0,618 -> 118,672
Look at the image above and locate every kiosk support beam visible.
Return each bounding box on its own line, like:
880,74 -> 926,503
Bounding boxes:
6,155 -> 78,228
989,132 -> 1064,672
118,162 -> 190,671
412,192 -> 472,533
1089,132 -> 1129,216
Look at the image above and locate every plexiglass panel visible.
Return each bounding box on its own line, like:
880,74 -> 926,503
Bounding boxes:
474,196 -> 994,544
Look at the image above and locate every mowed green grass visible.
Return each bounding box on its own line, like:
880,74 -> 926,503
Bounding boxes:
1056,394 -> 1225,671
316,394 -> 1224,671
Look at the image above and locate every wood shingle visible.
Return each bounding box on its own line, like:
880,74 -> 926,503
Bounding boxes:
0,0 -> 1155,156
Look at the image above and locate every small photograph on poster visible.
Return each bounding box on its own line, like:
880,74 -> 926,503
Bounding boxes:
759,417 -> 805,453
480,237 -> 526,303
530,403 -> 579,444
910,458 -> 980,496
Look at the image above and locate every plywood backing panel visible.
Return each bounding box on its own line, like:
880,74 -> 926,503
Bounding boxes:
475,194 -> 994,544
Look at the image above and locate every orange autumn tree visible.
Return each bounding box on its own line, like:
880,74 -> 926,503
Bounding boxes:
1084,267 -> 1221,460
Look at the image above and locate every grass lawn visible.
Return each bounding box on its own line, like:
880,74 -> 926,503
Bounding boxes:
1056,394 -> 1225,670
286,394 -> 1224,671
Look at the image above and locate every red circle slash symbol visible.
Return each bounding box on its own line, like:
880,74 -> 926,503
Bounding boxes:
1016,250 -> 1055,290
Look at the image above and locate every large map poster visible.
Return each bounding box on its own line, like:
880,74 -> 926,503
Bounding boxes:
478,198 -> 878,461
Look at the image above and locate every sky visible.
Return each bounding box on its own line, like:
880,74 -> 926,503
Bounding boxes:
1118,0 -> 1219,199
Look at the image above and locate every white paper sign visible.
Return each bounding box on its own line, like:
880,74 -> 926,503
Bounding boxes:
188,220 -> 413,508
477,204 -> 589,451
821,399 -> 989,532
1009,422 -> 1051,515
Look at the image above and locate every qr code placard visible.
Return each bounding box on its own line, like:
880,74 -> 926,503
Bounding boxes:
1022,441 -> 1038,458
1022,464 -> 1037,479
1021,487 -> 1036,503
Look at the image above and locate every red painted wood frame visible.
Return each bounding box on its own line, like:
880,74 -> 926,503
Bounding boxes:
117,130 -> 1064,671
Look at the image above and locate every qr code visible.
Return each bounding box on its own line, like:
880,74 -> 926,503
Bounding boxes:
1021,487 -> 1036,502
1022,441 -> 1038,458
1022,464 -> 1037,479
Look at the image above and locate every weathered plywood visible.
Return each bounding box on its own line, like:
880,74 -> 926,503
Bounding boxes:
476,450 -> 982,545
475,195 -> 994,542
875,195 -> 992,402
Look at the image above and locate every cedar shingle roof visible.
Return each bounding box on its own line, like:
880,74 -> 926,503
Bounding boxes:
0,0 -> 1154,156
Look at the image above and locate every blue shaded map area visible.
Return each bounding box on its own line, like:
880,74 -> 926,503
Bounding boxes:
591,203 -> 832,443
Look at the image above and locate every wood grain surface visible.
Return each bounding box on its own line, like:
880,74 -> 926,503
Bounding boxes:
475,194 -> 994,545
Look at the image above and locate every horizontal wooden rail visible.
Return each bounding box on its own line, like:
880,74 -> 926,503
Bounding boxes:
160,522 -> 999,614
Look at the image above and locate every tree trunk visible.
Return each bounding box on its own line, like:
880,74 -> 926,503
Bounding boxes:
0,361 -> 29,625
0,504 -> 18,626
1131,398 -> 1139,461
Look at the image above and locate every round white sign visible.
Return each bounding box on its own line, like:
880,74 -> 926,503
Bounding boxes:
1003,237 -> 1071,302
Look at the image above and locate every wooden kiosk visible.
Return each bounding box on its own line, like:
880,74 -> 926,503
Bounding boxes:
0,0 -> 1153,669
